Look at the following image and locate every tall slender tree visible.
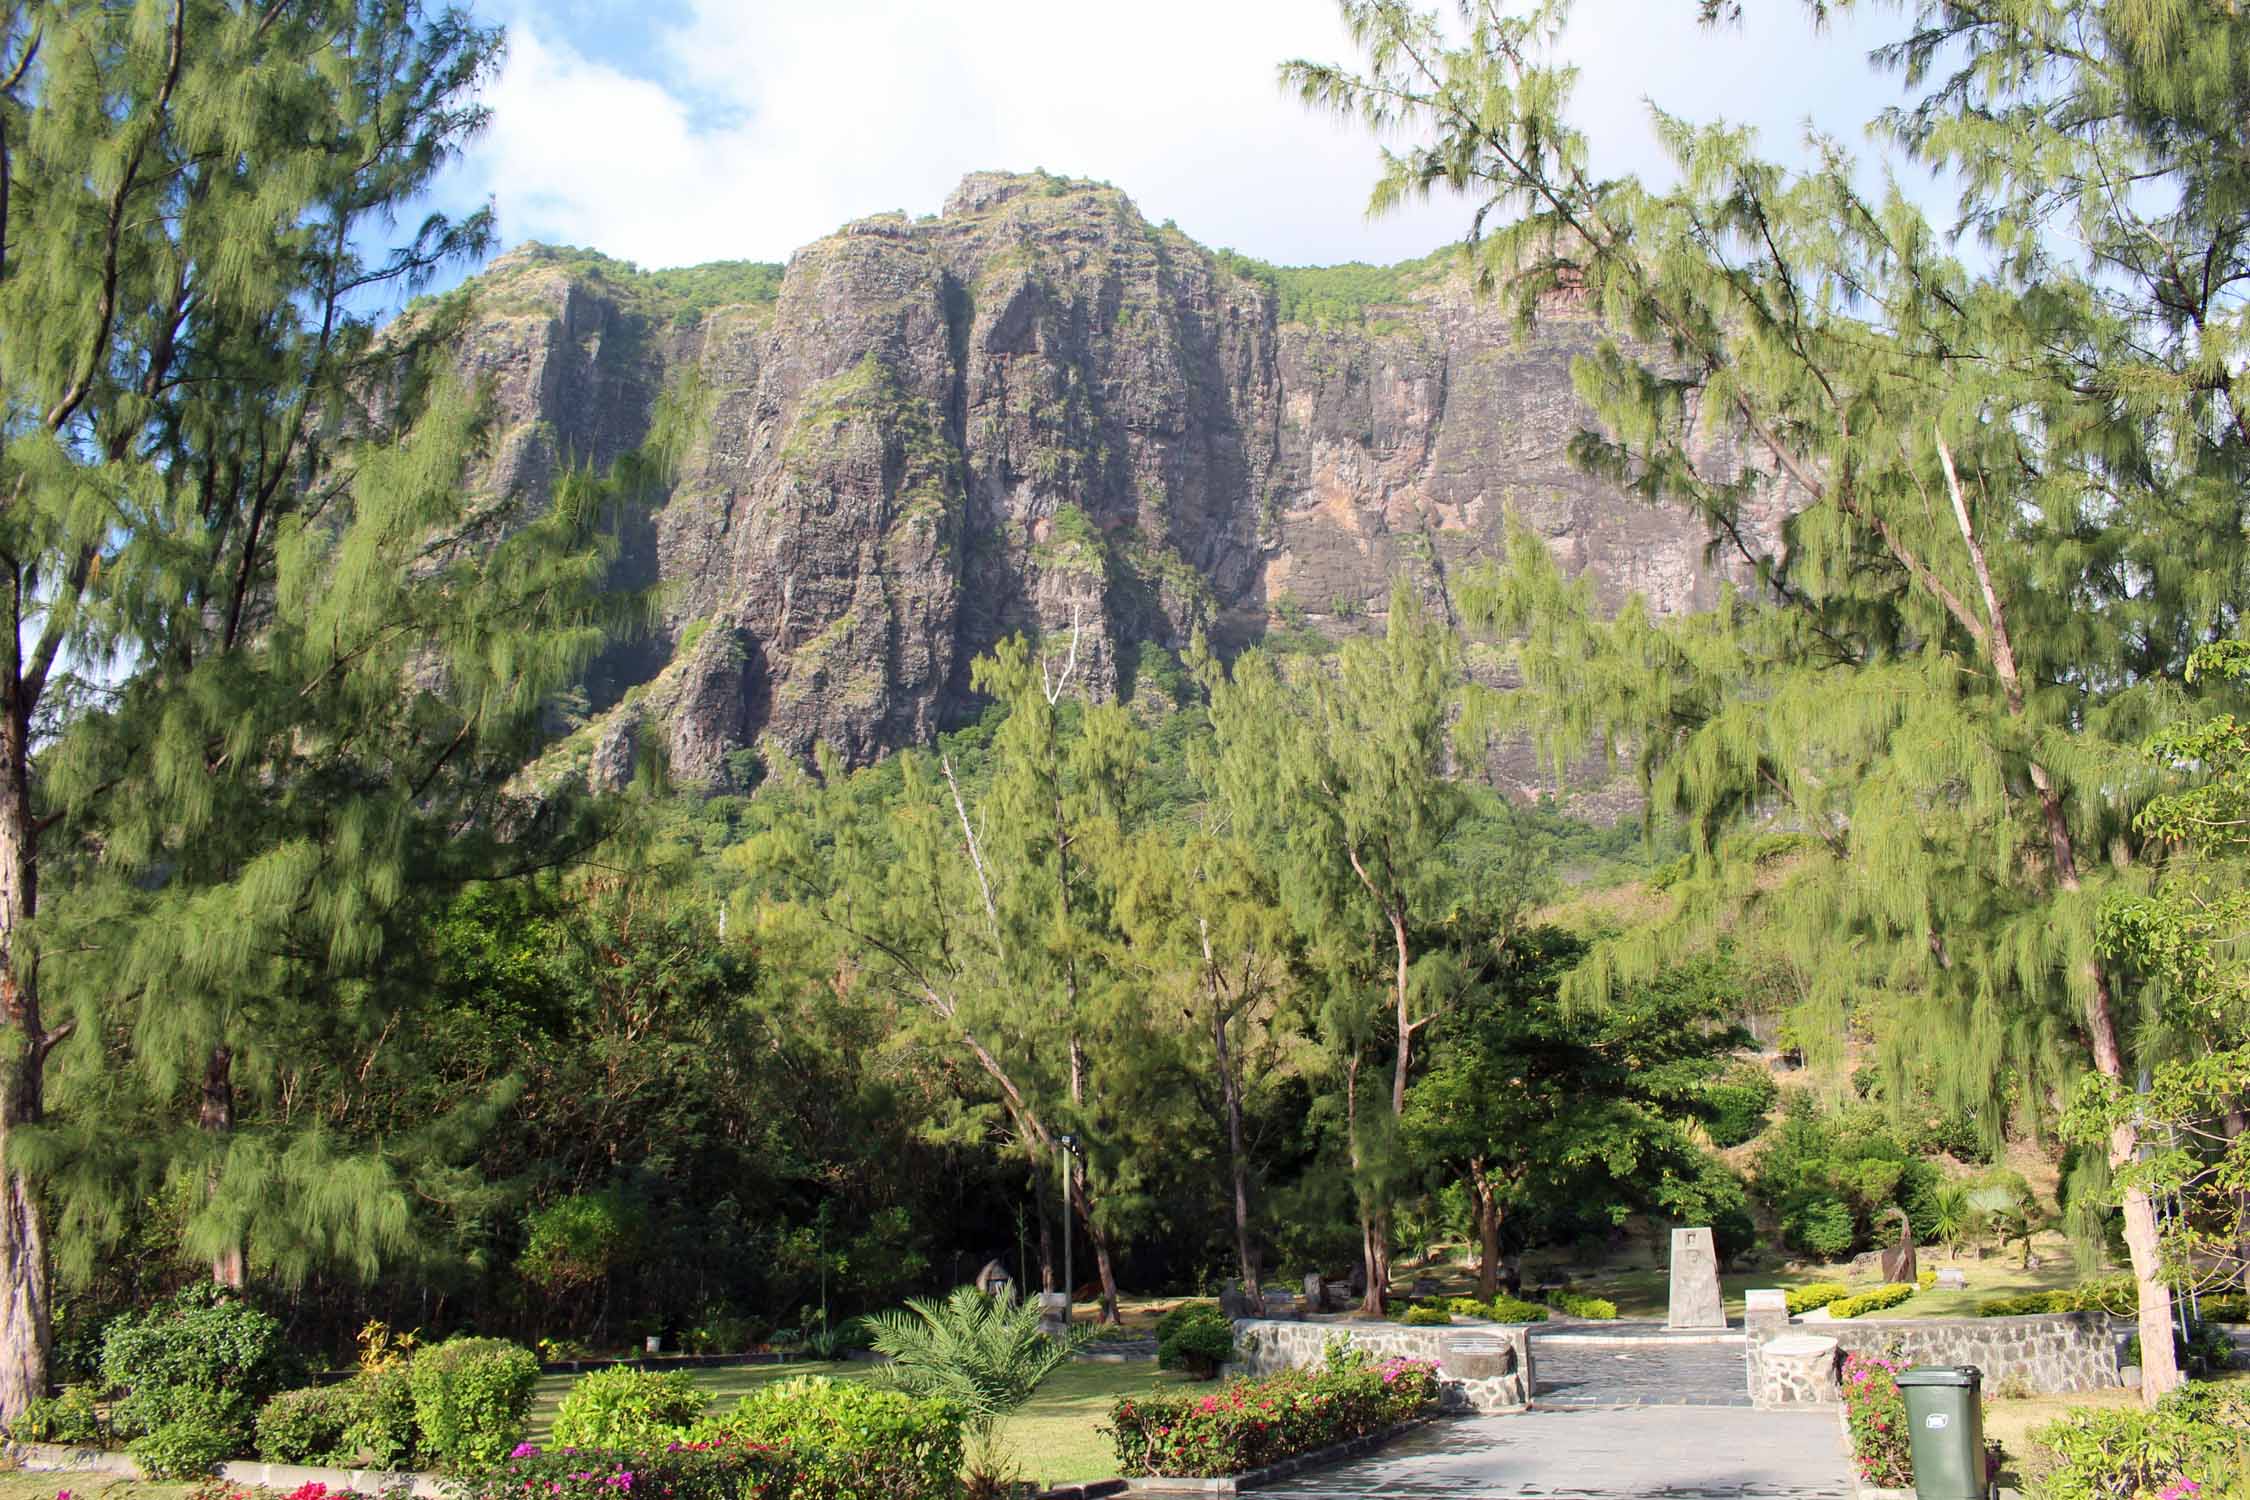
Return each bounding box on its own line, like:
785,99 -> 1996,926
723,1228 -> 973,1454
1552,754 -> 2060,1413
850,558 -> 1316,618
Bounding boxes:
0,0 -> 621,1413
1205,583 -> 1466,1313
1286,0 -> 2250,1398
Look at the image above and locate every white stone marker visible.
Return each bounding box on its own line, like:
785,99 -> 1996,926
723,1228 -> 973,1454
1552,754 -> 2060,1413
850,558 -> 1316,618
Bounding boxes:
1667,1226 -> 1727,1329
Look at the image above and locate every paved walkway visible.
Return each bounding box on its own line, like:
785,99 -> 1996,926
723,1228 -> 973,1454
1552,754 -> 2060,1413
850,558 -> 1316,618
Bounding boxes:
1257,1409 -> 1854,1500
1530,1325 -> 1750,1408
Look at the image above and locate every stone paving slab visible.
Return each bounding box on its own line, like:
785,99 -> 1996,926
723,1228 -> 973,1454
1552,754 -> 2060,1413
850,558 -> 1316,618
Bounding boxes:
1248,1409 -> 1853,1499
1531,1330 -> 1751,1407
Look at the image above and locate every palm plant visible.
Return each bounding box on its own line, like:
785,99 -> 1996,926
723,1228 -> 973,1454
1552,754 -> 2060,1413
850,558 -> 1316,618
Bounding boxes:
864,1286 -> 1093,1493
1928,1185 -> 1977,1262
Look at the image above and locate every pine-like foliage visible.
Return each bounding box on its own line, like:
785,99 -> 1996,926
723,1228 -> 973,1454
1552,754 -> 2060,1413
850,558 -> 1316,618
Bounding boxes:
0,0 -> 629,1413
1284,0 -> 2250,1400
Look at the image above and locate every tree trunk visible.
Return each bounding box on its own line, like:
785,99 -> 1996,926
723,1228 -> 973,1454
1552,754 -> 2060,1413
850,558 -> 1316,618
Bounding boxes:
0,707 -> 53,1420
1036,1192 -> 1056,1294
1387,903 -> 1413,1117
1343,1048 -> 1385,1316
2087,977 -> 2181,1402
2226,1108 -> 2248,1293
1471,1163 -> 1500,1301
200,1045 -> 245,1288
1211,976 -> 1258,1302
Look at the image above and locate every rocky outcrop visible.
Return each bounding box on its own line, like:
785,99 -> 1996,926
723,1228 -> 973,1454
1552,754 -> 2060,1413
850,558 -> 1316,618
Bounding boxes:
434,171 -> 1784,793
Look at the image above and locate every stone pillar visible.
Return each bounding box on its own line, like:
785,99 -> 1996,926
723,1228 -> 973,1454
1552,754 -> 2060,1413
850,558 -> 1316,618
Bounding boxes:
1037,1291 -> 1070,1339
1304,1272 -> 1329,1313
1745,1288 -> 1789,1338
1754,1334 -> 1841,1407
1666,1227 -> 1726,1330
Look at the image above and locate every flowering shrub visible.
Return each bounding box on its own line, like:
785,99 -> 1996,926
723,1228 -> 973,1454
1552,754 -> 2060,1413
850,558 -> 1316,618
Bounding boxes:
1104,1348 -> 1439,1478
2032,1381 -> 2250,1500
1839,1352 -> 1910,1489
448,1436 -> 792,1500
1785,1283 -> 1850,1315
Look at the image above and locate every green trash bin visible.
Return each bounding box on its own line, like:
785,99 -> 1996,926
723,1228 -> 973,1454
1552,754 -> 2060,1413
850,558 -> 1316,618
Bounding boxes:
1895,1365 -> 1986,1500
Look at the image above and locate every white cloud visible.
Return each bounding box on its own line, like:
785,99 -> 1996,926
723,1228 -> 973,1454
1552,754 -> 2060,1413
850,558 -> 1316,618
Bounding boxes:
445,0 -> 1912,272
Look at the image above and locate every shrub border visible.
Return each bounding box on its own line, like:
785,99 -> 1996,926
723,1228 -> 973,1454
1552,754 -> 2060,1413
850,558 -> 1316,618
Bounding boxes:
1116,1415 -> 1437,1496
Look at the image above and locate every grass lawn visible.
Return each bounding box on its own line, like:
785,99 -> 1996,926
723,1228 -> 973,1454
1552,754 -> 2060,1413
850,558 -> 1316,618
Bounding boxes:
529,1356 -> 1200,1488
1573,1250 -> 2085,1321
0,1479 -> 190,1500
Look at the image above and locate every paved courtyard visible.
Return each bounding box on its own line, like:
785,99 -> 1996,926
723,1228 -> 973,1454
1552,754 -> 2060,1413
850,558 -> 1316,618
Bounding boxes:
1256,1408 -> 1855,1500
1529,1327 -> 1752,1408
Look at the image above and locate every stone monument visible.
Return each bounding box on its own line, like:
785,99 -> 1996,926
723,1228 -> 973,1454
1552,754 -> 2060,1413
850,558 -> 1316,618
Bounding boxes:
1304,1272 -> 1329,1313
1666,1226 -> 1727,1329
1936,1267 -> 1968,1291
1878,1212 -> 1918,1285
1036,1291 -> 1070,1338
973,1259 -> 1014,1298
1217,1281 -> 1255,1320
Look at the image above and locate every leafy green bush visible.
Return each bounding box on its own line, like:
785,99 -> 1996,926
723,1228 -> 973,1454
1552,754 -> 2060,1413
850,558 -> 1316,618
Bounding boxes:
1829,1283 -> 1916,1319
1399,1305 -> 1451,1326
1157,1302 -> 1236,1379
453,1436 -> 792,1500
9,1384 -> 105,1444
407,1336 -> 540,1469
550,1367 -> 712,1448
1107,1345 -> 1439,1477
1781,1196 -> 1858,1259
1785,1282 -> 1851,1315
257,1384 -> 362,1464
1979,1291 -> 2071,1316
133,1389 -> 250,1478
349,1361 -> 420,1469
519,1191 -> 643,1296
1546,1292 -> 1618,1320
100,1282 -> 289,1466
691,1377 -> 965,1500
1703,1064 -> 1780,1148
1482,1296 -> 1549,1324
2031,1380 -> 2250,1500
2200,1294 -> 2247,1324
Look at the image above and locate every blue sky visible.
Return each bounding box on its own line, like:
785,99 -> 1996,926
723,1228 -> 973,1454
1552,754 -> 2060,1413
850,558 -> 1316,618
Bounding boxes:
410,0 -> 1927,290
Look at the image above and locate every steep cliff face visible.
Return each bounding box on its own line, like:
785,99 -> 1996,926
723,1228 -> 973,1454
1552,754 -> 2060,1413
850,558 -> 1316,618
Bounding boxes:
437,171 -> 1780,792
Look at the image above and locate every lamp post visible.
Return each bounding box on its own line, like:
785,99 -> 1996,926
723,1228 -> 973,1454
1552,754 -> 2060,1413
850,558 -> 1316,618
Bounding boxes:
1058,1132 -> 1079,1325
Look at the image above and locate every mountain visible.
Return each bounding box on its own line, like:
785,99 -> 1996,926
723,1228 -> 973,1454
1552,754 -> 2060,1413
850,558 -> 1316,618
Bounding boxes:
422,169 -> 1785,795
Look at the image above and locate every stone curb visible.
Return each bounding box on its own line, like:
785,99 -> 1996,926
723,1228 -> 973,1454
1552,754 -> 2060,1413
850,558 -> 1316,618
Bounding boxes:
1117,1414 -> 1437,1496
8,1442 -> 447,1497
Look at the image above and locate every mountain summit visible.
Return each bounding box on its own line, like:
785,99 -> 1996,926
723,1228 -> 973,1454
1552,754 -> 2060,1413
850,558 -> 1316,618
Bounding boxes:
429,170 -> 1783,790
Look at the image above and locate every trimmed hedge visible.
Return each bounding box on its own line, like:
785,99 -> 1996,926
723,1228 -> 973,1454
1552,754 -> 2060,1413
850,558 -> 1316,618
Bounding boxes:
1829,1283 -> 1916,1319
408,1336 -> 540,1469
1547,1292 -> 1619,1320
1107,1346 -> 1439,1478
1785,1282 -> 1851,1315
551,1366 -> 712,1447
1399,1305 -> 1451,1326
690,1377 -> 964,1500
1979,1276 -> 2138,1318
1481,1296 -> 1549,1324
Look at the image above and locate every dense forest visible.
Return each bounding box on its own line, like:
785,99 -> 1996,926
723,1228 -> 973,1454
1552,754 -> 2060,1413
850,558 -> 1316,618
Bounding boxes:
0,0 -> 2244,1437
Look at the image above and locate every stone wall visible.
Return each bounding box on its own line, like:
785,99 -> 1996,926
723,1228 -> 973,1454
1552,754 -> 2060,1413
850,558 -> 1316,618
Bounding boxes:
1226,1318 -> 1534,1414
1745,1299 -> 2120,1403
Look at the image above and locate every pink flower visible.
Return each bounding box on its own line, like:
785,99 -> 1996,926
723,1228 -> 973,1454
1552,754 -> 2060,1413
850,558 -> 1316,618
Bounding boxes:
512,1444 -> 543,1459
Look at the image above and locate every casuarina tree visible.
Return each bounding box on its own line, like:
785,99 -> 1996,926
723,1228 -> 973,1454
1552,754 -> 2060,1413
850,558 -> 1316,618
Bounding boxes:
0,0 -> 623,1415
1287,0 -> 2250,1399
